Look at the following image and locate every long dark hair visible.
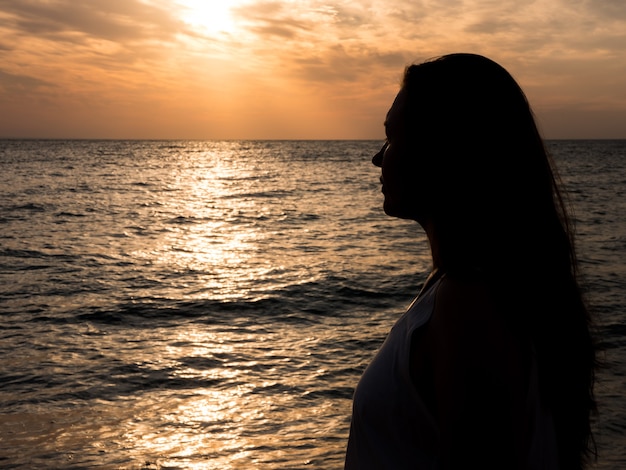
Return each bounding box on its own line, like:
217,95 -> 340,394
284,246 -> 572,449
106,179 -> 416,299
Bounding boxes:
401,53 -> 598,468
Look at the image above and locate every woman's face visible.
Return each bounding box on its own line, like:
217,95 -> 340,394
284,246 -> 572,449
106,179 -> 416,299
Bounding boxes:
373,88 -> 425,221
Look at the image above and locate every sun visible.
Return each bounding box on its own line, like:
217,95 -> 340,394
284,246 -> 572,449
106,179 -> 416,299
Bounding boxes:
177,0 -> 241,34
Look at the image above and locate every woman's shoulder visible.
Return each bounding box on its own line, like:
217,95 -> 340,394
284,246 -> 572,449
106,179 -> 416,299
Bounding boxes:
431,272 -> 520,355
435,272 -> 498,321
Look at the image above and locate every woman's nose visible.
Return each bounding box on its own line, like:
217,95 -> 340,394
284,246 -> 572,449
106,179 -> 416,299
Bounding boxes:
372,143 -> 387,167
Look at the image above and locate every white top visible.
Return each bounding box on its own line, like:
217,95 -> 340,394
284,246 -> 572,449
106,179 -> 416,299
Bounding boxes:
344,276 -> 559,469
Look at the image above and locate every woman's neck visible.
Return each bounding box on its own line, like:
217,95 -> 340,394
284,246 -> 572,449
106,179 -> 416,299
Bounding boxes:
419,218 -> 441,271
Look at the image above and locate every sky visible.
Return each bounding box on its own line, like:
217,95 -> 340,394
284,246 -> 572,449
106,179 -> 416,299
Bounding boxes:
0,0 -> 625,140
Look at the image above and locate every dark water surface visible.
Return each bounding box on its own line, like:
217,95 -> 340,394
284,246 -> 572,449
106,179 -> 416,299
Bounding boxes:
0,140 -> 624,469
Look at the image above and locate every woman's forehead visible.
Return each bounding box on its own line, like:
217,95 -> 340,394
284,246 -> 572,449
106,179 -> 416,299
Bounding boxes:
385,88 -> 408,134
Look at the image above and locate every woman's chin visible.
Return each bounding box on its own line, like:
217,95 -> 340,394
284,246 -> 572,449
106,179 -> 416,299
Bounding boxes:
383,200 -> 422,222
383,201 -> 408,219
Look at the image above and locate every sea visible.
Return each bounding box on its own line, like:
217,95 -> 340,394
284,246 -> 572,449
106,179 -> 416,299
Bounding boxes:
0,139 -> 624,469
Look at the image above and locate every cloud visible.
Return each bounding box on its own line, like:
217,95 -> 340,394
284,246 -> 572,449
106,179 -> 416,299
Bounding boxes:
0,0 -> 625,138
0,0 -> 184,43
580,0 -> 626,20
293,45 -> 409,83
231,1 -> 325,39
0,69 -> 52,94
0,0 -> 206,101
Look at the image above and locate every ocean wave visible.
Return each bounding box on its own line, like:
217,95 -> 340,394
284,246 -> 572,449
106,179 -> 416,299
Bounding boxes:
4,202 -> 53,212
2,139 -> 623,469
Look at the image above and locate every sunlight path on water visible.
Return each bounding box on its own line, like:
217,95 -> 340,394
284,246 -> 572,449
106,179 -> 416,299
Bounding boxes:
1,140 -> 623,468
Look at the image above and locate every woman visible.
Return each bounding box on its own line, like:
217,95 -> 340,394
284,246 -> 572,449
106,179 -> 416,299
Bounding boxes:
345,54 -> 598,469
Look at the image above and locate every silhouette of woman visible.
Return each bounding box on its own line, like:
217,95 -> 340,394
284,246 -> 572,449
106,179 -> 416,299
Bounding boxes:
345,53 -> 598,469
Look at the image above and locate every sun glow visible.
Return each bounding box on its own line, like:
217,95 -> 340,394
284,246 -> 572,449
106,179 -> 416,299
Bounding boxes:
177,0 -> 242,34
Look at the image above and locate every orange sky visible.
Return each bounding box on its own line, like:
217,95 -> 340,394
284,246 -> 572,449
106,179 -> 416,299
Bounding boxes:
1,0 -> 625,139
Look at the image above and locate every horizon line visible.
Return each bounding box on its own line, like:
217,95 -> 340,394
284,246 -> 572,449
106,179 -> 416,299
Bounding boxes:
2,137 -> 626,142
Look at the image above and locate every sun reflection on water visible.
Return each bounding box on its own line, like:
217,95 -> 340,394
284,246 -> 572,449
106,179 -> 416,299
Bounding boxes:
85,315 -> 356,469
125,144 -> 283,302
0,141 -> 396,468
125,389 -> 258,469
